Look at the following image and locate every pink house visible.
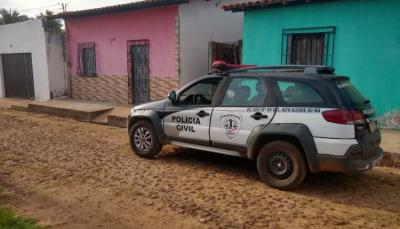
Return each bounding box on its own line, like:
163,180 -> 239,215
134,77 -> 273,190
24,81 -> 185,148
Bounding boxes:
52,0 -> 243,104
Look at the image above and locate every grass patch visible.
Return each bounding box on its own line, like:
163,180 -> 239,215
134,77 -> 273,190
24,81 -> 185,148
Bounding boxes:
0,208 -> 42,229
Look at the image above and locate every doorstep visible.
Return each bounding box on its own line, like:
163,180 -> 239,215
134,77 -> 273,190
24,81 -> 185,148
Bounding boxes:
0,97 -> 131,127
28,102 -> 114,121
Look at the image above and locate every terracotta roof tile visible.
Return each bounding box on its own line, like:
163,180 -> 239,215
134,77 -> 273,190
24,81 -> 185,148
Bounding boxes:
223,0 -> 340,12
48,0 -> 189,19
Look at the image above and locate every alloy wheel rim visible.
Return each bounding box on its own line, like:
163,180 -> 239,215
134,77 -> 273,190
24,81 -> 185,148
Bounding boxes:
133,127 -> 152,152
267,152 -> 293,179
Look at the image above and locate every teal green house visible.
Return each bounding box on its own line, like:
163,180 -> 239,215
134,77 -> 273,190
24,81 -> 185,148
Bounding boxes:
224,0 -> 400,128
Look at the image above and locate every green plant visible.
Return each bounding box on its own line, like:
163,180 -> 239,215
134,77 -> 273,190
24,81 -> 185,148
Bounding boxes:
0,208 -> 43,229
0,9 -> 30,25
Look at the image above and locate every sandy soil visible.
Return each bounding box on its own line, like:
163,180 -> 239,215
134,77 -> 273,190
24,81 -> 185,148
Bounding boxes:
0,110 -> 400,229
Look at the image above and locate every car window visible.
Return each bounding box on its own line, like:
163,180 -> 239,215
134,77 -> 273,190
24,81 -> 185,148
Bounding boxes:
277,81 -> 324,104
221,78 -> 269,107
335,79 -> 368,109
177,78 -> 222,106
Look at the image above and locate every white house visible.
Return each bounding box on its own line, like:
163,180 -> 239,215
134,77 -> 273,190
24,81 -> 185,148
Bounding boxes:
179,0 -> 243,85
0,19 -> 66,101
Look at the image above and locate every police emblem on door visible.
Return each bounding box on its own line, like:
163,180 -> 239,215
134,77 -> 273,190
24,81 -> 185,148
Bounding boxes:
220,114 -> 242,138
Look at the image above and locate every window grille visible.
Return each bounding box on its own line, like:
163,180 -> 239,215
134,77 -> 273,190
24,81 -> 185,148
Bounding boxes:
281,27 -> 335,66
77,42 -> 96,76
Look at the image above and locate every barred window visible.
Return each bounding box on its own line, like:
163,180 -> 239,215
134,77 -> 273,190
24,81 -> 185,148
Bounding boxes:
286,33 -> 325,65
77,42 -> 96,76
282,27 -> 335,66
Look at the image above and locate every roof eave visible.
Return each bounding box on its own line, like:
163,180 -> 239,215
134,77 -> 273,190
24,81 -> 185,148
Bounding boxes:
223,0 -> 341,12
47,0 -> 189,20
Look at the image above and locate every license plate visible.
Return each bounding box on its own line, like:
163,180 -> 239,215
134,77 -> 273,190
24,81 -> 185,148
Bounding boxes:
368,120 -> 377,133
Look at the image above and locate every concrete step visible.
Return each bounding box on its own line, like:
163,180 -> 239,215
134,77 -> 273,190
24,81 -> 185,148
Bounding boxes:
10,104 -> 29,112
91,112 -> 111,125
28,103 -> 113,121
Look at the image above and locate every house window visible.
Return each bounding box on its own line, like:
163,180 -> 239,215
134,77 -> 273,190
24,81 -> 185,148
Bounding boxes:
77,42 -> 96,76
281,27 -> 335,66
209,41 -> 242,70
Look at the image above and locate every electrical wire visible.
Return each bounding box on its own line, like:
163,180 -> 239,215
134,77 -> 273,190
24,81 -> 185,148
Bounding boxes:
19,3 -> 60,12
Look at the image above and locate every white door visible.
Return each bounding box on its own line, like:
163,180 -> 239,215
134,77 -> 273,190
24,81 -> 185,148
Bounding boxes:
210,77 -> 275,148
164,77 -> 222,144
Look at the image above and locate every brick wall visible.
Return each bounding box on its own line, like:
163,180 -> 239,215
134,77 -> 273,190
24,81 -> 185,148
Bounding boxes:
71,75 -> 128,104
150,77 -> 179,101
71,74 -> 178,104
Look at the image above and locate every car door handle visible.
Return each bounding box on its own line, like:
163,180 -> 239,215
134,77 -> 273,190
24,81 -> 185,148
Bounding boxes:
251,112 -> 268,120
196,110 -> 209,117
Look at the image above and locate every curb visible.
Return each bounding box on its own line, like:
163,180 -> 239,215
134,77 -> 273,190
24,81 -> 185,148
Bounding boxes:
107,115 -> 128,128
4,106 -> 127,129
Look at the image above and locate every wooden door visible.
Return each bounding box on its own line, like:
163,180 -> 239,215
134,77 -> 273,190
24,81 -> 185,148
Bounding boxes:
1,53 -> 35,99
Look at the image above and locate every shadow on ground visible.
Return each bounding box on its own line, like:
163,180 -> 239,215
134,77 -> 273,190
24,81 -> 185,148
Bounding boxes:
157,147 -> 400,215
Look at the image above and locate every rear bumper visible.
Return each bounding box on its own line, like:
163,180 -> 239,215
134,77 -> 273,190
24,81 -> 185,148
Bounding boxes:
318,146 -> 383,172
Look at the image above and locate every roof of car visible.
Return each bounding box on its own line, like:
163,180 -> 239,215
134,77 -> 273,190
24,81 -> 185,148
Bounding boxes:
231,71 -> 318,77
200,72 -> 342,82
209,65 -> 341,80
225,71 -> 339,80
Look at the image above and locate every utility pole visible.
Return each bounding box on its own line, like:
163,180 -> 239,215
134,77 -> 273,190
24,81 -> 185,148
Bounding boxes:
61,3 -> 68,12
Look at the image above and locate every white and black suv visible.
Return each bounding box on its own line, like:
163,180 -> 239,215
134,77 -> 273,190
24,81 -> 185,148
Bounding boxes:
128,65 -> 383,190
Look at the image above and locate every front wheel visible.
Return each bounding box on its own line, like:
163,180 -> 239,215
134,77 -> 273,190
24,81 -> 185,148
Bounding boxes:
129,120 -> 162,158
257,141 -> 307,190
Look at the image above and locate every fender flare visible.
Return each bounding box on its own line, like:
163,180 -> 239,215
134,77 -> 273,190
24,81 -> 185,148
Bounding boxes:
247,123 -> 320,173
128,110 -> 165,145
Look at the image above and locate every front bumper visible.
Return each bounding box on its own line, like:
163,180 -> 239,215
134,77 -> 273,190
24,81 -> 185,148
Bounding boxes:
318,146 -> 383,173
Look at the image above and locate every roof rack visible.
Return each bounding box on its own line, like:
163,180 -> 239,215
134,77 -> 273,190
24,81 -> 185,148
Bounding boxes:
228,65 -> 335,75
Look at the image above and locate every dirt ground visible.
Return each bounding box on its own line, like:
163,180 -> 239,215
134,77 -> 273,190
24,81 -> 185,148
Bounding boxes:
0,110 -> 400,229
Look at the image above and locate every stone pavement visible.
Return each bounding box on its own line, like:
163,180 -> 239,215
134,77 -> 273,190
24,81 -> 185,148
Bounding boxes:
0,97 -> 399,167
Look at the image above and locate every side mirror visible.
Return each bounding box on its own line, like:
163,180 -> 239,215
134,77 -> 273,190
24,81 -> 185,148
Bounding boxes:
168,91 -> 177,104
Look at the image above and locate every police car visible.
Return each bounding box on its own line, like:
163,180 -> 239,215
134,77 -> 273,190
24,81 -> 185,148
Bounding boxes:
128,62 -> 383,190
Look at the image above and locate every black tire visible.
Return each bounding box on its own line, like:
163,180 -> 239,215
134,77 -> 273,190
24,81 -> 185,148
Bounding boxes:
129,120 -> 162,158
257,141 -> 307,190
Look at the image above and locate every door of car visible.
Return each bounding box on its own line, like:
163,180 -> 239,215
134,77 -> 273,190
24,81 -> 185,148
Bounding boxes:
210,77 -> 276,151
163,77 -> 223,145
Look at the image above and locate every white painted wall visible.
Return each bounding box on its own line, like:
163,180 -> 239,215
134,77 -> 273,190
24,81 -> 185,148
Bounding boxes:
45,31 -> 67,98
0,20 -> 50,101
179,0 -> 243,85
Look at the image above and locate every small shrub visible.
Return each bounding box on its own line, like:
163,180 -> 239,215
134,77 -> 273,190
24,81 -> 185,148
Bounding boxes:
0,208 -> 42,229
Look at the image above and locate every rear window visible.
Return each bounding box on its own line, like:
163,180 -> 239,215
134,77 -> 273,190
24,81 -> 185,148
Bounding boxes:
277,81 -> 324,104
336,79 -> 368,107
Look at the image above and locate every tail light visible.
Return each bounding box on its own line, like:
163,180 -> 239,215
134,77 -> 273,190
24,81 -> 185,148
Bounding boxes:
322,110 -> 365,125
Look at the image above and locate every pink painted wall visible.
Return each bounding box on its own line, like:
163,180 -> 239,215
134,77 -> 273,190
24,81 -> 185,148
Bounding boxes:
66,5 -> 178,78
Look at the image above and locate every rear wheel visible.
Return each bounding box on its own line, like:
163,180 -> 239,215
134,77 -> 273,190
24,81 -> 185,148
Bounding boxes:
257,141 -> 307,190
129,120 -> 162,158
